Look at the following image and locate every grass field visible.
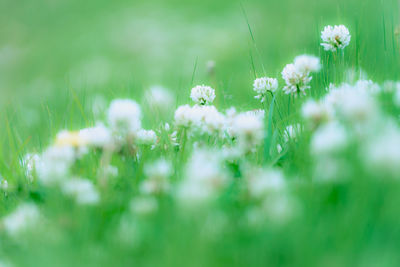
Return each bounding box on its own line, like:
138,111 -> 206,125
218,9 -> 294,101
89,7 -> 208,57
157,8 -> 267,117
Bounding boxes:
1,0 -> 400,266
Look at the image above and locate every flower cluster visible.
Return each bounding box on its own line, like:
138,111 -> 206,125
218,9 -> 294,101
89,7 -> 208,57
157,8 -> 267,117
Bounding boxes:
281,55 -> 321,95
253,77 -> 278,102
321,25 -> 351,52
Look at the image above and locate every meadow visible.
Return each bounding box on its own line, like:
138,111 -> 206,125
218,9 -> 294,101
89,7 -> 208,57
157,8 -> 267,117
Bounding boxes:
1,0 -> 400,266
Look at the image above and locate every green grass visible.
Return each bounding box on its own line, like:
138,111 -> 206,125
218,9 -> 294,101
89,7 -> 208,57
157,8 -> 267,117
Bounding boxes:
1,0 -> 400,266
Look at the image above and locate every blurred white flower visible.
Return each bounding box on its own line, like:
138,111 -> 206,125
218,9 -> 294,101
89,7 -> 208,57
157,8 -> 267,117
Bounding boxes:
61,178 -> 100,205
364,124 -> 400,177
230,112 -> 264,152
301,99 -> 332,126
144,85 -> 175,112
178,149 -> 227,203
130,196 -> 158,216
246,168 -> 286,200
79,123 -> 112,148
107,99 -> 142,135
190,85 -> 215,105
253,77 -> 278,102
3,203 -> 40,236
321,25 -> 351,52
141,158 -> 172,194
311,122 -> 348,155
136,129 -> 157,145
294,55 -> 321,73
36,146 -> 75,185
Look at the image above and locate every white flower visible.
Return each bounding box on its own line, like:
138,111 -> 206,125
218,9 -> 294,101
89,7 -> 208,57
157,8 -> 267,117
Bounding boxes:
174,105 -> 226,135
36,146 -> 75,185
247,168 -> 286,200
3,203 -> 40,236
79,123 -> 112,148
230,112 -> 264,152
253,77 -> 278,102
190,85 -> 216,105
55,130 -> 87,148
130,196 -> 158,215
294,55 -> 321,73
310,122 -> 348,155
61,178 -> 100,205
140,159 -> 172,195
301,99 -> 332,126
107,99 -> 142,135
178,149 -> 227,203
281,63 -> 312,95
136,129 -> 157,145
364,124 -> 400,177
144,85 -> 175,112
321,25 -> 351,52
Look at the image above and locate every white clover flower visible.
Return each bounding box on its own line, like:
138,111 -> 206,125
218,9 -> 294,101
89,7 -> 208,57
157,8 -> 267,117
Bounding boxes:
36,146 -> 75,185
174,105 -> 226,136
130,196 -> 158,216
294,55 -> 321,73
230,112 -> 264,152
136,129 -> 157,145
79,123 -> 112,148
253,77 -> 278,102
144,85 -> 175,112
61,178 -> 100,205
321,25 -> 351,52
301,99 -> 332,126
3,203 -> 40,236
107,99 -> 142,135
141,158 -> 172,195
178,149 -> 228,203
174,105 -> 193,127
281,63 -> 312,95
310,122 -> 348,155
190,85 -> 216,105
246,168 -> 286,200
363,124 -> 400,177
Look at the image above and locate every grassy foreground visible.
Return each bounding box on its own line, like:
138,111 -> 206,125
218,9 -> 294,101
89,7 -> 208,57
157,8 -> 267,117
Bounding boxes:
1,0 -> 400,266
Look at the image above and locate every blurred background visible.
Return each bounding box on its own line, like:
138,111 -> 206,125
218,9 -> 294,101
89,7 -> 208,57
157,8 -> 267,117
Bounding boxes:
0,0 -> 399,153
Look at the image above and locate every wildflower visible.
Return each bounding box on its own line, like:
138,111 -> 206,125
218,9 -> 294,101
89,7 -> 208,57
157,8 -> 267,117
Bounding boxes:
281,63 -> 312,95
293,55 -> 321,73
246,168 -> 286,200
55,130 -> 87,148
61,178 -> 100,205
253,77 -> 278,102
363,124 -> 400,177
310,122 -> 348,155
144,85 -> 175,112
136,129 -> 157,145
36,146 -> 75,185
321,25 -> 351,52
130,196 -> 158,216
3,203 -> 40,236
174,105 -> 193,127
301,99 -> 332,126
178,149 -> 228,203
190,85 -> 216,105
141,158 -> 172,194
107,99 -> 142,135
79,123 -> 112,148
230,112 -> 264,152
